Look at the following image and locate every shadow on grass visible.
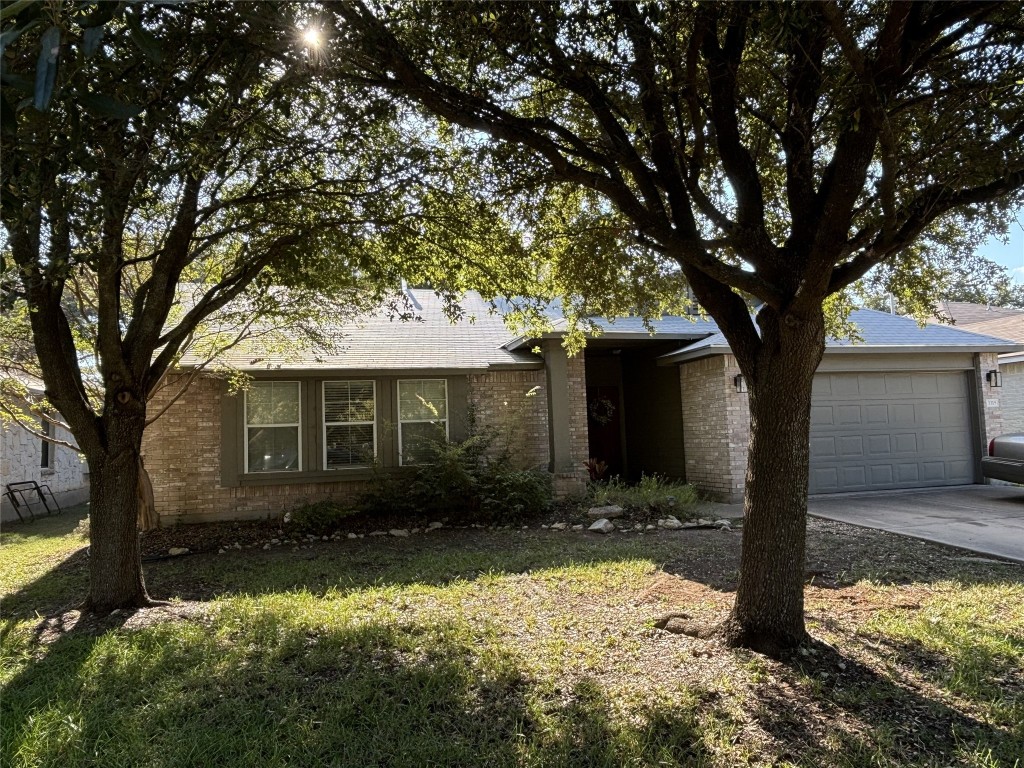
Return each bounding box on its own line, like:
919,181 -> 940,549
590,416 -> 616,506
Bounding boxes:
5,512 -> 1023,625
1,605 -> 720,768
749,632 -> 1024,766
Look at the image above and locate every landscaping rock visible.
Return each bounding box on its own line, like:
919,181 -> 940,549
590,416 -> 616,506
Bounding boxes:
168,547 -> 190,556
587,504 -> 625,519
571,524 -> 584,531
645,524 -> 656,531
369,530 -> 386,537
716,520 -> 732,531
217,548 -> 225,555
262,543 -> 271,550
589,518 -> 615,534
271,538 -> 280,545
389,529 -> 410,538
550,522 -> 568,531
658,516 -> 684,530
428,521 -> 444,530
347,532 -> 358,539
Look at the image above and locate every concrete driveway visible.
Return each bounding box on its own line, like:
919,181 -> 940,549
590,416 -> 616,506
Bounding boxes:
808,484 -> 1024,563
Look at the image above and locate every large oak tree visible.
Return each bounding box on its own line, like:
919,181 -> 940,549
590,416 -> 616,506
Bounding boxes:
0,1 -> 423,611
330,1 -> 1024,651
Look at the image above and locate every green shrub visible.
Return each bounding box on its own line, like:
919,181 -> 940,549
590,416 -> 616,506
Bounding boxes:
479,467 -> 552,521
285,500 -> 357,535
355,426 -> 552,524
589,474 -> 698,515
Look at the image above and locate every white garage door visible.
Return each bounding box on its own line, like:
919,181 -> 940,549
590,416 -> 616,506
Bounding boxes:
809,372 -> 976,494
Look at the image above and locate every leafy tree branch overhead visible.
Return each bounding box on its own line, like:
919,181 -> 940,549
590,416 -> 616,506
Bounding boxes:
0,0 -> 461,612
328,0 -> 1024,652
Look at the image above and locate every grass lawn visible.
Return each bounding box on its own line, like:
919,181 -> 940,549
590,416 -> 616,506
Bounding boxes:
1,506 -> 1022,767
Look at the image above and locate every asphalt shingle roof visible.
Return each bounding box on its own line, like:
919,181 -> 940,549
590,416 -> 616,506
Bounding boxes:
932,300 -> 1024,326
660,308 -> 1023,363
182,293 -> 1023,373
185,290 -> 541,372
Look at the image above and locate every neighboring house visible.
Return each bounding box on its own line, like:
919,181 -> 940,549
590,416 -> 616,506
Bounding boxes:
0,380 -> 89,523
142,290 -> 1023,522
930,301 -> 1024,434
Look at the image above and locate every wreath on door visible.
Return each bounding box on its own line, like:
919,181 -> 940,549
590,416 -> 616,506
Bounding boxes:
587,395 -> 616,425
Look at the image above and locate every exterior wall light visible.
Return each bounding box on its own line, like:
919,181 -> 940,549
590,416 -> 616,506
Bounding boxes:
733,374 -> 748,393
986,370 -> 1002,388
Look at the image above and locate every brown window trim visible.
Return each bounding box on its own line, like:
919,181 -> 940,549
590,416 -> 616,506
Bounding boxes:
220,374 -> 469,488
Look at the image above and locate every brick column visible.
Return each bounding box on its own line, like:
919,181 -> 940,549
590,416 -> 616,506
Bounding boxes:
679,354 -> 750,502
973,352 -> 1004,466
543,340 -> 589,495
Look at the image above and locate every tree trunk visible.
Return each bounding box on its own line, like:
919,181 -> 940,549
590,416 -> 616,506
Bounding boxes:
83,413 -> 153,613
723,306 -> 826,655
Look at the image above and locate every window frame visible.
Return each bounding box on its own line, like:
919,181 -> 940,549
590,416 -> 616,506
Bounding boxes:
40,417 -> 54,471
243,380 -> 303,474
322,379 -> 377,470
397,378 -> 449,466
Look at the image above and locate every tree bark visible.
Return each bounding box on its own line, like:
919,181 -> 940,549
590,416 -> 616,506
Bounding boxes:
82,408 -> 153,613
722,306 -> 826,655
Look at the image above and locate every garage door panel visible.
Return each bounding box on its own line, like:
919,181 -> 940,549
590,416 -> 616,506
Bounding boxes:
896,464 -> 919,482
810,406 -> 834,426
837,405 -> 862,424
810,371 -> 975,494
859,375 -> 887,396
944,431 -> 969,454
866,434 -> 891,455
865,404 -> 889,424
920,431 -> 944,453
939,401 -> 969,424
911,374 -> 939,395
916,403 -> 941,424
832,376 -> 863,397
948,459 -> 972,480
869,465 -> 893,484
891,403 -> 916,424
893,433 -> 918,453
887,375 -> 914,394
838,435 -> 864,456
812,467 -> 839,490
810,436 -> 836,456
841,466 -> 866,486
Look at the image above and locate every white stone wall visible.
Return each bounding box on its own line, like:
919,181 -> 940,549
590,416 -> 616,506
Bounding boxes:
1,417 -> 89,522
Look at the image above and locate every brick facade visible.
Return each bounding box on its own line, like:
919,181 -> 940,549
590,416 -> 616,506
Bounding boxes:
466,369 -> 550,469
679,355 -> 749,503
144,369 -> 552,523
143,376 -> 372,523
974,352 -> 1004,450
1000,361 -> 1023,434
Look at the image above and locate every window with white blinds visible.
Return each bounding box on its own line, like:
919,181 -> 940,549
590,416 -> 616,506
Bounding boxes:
323,380 -> 376,468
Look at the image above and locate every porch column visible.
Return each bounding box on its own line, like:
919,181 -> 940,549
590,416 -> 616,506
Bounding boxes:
543,340 -> 589,493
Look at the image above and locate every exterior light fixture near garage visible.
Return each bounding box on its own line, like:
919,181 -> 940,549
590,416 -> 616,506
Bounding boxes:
986,370 -> 1002,388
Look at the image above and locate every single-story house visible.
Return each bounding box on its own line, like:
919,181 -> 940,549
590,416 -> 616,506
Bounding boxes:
1,378 -> 89,522
930,301 -> 1024,433
142,290 -> 1023,523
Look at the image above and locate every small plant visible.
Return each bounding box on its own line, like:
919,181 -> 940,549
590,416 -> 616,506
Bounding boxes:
285,499 -> 356,536
589,474 -> 698,514
584,457 -> 608,481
